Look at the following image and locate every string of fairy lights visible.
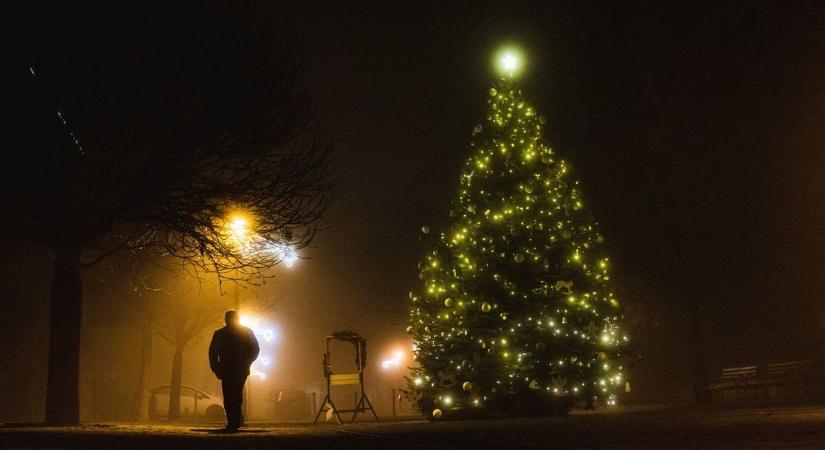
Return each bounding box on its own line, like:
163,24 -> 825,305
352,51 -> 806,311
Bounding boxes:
407,47 -> 628,419
28,65 -> 85,156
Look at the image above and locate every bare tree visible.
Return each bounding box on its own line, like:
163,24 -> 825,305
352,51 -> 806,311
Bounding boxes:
8,3 -> 332,424
152,275 -> 226,421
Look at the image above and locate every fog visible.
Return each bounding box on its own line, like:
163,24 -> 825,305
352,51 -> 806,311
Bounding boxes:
4,2 -> 825,424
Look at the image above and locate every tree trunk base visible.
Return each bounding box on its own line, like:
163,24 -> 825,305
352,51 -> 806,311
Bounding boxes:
45,251 -> 82,425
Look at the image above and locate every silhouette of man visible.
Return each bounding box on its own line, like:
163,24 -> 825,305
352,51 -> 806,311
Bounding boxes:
209,310 -> 260,431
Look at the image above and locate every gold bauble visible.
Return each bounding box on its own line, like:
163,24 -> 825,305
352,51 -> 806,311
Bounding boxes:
481,302 -> 492,313
432,408 -> 443,419
462,381 -> 474,392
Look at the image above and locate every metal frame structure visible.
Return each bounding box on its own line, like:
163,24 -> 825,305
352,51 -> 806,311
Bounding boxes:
313,332 -> 379,424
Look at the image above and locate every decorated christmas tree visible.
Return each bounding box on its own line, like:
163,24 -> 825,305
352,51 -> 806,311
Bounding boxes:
407,48 -> 628,418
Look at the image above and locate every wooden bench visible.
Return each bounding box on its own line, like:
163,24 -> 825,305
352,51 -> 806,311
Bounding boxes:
763,360 -> 814,381
708,360 -> 822,404
707,366 -> 759,403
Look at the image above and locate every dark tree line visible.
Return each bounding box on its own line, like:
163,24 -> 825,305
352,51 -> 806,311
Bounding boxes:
7,3 -> 332,424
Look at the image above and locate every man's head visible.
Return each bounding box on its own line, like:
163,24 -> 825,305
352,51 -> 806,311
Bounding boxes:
225,311 -> 240,327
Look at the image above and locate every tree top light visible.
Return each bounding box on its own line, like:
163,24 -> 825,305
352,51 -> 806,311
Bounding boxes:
494,46 -> 525,78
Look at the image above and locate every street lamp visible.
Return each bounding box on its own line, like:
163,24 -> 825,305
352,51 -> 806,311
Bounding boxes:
221,209 -> 299,310
380,347 -> 409,417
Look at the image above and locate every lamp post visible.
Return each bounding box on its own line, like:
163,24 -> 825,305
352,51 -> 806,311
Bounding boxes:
226,214 -> 250,312
222,209 -> 298,422
381,348 -> 407,418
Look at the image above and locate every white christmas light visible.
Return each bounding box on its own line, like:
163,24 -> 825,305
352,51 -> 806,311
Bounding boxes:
268,243 -> 298,267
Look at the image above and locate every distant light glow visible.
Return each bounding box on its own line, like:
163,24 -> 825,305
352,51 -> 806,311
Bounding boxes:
227,214 -> 251,244
239,314 -> 280,379
269,243 -> 298,267
381,350 -> 405,370
250,367 -> 267,380
263,329 -> 276,342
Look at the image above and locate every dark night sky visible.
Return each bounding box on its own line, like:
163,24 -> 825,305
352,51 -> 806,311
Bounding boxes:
4,2 -> 825,419
280,1 -> 825,396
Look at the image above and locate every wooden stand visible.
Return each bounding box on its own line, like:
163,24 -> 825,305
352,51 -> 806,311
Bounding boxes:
313,332 -> 379,424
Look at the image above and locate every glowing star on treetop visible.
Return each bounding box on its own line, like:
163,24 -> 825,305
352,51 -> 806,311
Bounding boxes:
494,46 -> 525,78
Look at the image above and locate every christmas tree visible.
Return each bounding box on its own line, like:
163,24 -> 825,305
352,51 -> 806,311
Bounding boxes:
407,48 -> 628,418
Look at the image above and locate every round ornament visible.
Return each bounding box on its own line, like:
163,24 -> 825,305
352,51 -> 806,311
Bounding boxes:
596,235 -> 605,243
418,272 -> 426,280
405,325 -> 413,333
489,88 -> 498,97
539,116 -> 547,124
514,253 -> 525,263
432,408 -> 443,419
597,351 -> 608,361
462,381 -> 474,392
562,229 -> 573,239
473,124 -> 483,135
481,302 -> 492,313
444,298 -> 454,308
421,225 -> 431,234
535,342 -> 546,352
467,204 -> 476,213
524,185 -> 534,194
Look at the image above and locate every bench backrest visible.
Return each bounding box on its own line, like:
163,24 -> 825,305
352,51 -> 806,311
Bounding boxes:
720,365 -> 758,380
764,360 -> 814,378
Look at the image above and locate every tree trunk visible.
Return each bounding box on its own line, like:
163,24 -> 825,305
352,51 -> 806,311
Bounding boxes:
168,344 -> 184,421
45,250 -> 83,424
136,321 -> 153,421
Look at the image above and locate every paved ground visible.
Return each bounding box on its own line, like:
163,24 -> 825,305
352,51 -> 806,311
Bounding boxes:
4,405 -> 825,449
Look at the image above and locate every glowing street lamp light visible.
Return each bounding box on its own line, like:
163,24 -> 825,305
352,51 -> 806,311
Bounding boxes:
225,211 -> 254,248
381,350 -> 405,370
222,209 -> 299,269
